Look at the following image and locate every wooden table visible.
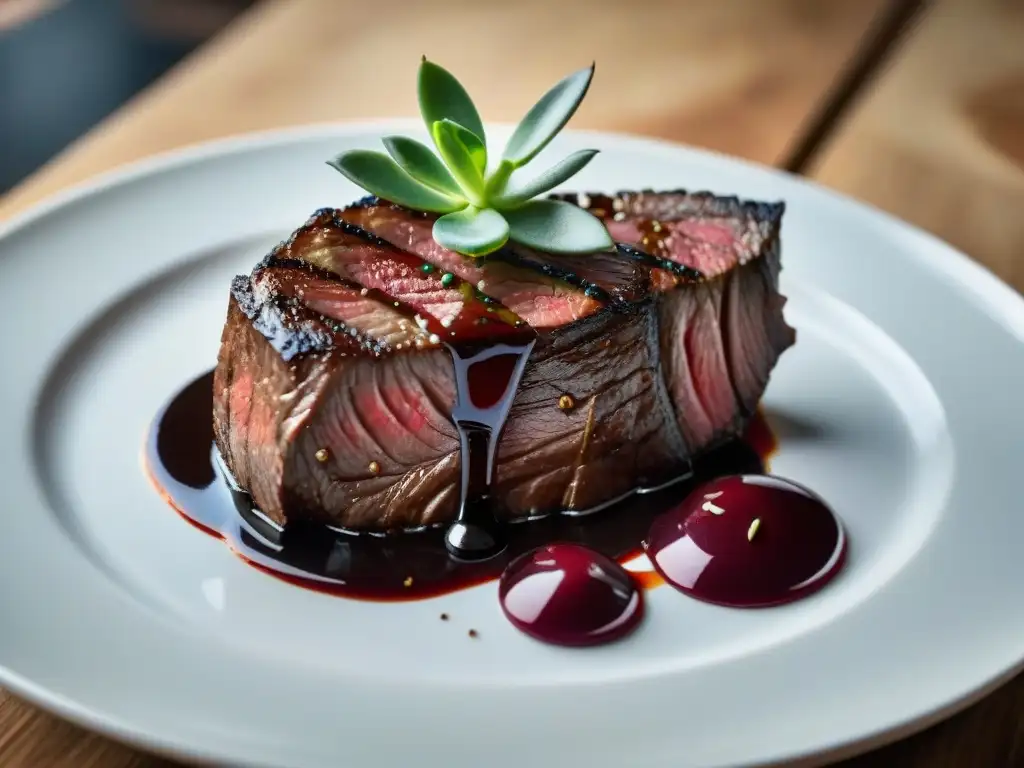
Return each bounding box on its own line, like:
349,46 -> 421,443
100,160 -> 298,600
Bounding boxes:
1,0 -> 1022,764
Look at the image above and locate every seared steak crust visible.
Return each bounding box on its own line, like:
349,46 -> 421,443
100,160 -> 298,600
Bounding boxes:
213,190 -> 794,531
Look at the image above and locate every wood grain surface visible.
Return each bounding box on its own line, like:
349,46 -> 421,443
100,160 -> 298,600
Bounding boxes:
812,0 -> 1024,765
0,0 -> 888,222
811,0 -> 1024,290
5,0 -> 1023,765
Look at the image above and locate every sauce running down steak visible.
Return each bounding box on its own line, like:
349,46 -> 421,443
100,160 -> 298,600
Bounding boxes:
212,190 -> 795,532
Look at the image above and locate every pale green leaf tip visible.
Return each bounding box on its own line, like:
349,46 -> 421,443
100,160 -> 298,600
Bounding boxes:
433,117 -> 482,144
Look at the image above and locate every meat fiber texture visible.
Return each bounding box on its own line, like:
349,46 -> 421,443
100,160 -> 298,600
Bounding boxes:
212,190 -> 795,532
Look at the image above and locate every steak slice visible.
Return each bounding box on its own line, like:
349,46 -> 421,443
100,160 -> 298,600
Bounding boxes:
553,190 -> 796,451
264,208 -> 526,343
213,190 -> 794,532
339,198 -> 608,328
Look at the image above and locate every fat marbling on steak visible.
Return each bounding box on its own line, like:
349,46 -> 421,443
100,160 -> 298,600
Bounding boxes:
211,190 -> 795,532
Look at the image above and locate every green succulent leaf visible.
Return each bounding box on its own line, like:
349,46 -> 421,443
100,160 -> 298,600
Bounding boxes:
329,60 -> 605,258
382,135 -> 462,198
484,159 -> 515,198
502,63 -> 595,167
431,119 -> 487,202
433,207 -> 510,257
503,199 -> 614,254
492,149 -> 599,207
418,58 -> 486,148
447,120 -> 487,174
327,151 -> 465,213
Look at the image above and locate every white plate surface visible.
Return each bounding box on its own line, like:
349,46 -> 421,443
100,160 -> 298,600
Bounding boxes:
2,122 -> 1023,768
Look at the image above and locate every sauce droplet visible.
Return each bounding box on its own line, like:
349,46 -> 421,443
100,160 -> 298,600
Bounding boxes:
499,544 -> 644,646
645,475 -> 846,607
444,341 -> 535,561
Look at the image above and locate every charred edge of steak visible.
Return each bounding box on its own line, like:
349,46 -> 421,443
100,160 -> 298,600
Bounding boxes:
343,195 -> 616,305
616,243 -> 703,283
253,254 -> 342,284
231,273 -> 393,361
253,258 -> 423,350
230,274 -> 333,361
260,206 -> 412,269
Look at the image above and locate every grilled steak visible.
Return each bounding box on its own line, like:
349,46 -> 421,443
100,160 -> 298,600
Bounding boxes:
212,190 -> 795,532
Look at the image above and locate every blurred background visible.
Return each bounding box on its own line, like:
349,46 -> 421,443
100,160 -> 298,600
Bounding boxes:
0,0 -> 254,193
0,0 -> 1020,289
1,1 -> 1024,766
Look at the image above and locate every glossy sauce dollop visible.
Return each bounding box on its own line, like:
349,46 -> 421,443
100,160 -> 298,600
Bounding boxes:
644,474 -> 846,607
499,544 -> 644,646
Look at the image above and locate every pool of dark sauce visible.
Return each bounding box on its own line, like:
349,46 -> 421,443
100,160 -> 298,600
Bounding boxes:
147,364 -> 843,646
148,369 -> 771,595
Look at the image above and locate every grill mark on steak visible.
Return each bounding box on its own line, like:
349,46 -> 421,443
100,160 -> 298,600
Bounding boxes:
616,243 -> 703,285
491,248 -> 612,303
499,243 -> 649,305
258,266 -> 433,354
337,197 -> 616,324
235,267 -> 427,361
263,207 -> 526,343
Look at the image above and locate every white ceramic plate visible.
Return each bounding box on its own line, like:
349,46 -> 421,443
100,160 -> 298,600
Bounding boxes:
2,122 -> 1023,768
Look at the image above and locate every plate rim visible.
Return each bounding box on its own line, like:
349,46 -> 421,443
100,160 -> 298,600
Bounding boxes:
5,118 -> 1022,336
2,121 -> 1024,768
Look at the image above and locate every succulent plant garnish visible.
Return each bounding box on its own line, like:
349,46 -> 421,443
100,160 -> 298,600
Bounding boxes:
328,58 -> 614,258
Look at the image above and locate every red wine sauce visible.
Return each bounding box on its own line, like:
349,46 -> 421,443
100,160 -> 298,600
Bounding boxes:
498,544 -> 643,647
145,369 -> 773,603
644,474 -> 846,607
443,341 -> 535,561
